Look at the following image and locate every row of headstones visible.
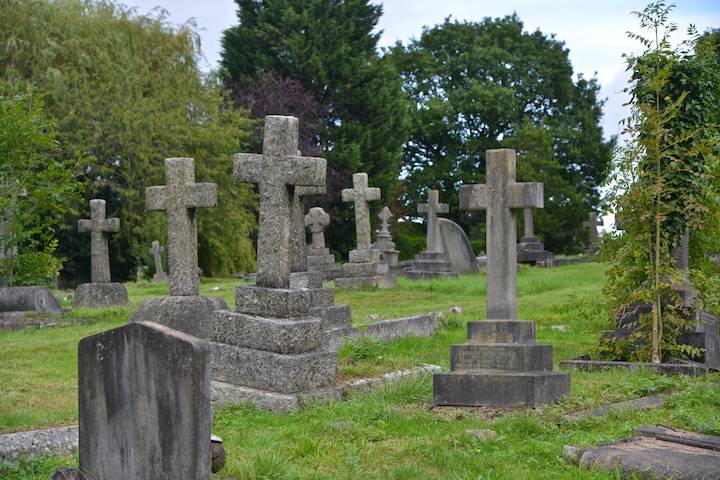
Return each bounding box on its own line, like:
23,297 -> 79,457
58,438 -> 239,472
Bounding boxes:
56,116 -> 570,479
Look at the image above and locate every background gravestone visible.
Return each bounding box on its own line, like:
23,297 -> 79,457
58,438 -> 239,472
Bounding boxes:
372,206 -> 400,273
149,240 -> 168,282
305,207 -> 341,280
77,321 -> 211,479
516,208 -> 553,266
407,189 -> 456,279
437,218 -> 480,275
583,211 -> 603,255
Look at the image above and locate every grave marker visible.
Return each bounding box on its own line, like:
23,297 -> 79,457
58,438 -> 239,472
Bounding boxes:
583,211 -> 603,255
418,189 -> 449,253
341,173 -> 380,261
149,240 -> 167,281
78,199 -> 120,284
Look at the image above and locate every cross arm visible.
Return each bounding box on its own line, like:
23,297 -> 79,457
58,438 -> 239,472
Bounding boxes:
78,219 -> 92,232
507,182 -> 543,209
146,186 -> 166,211
341,189 -> 355,202
417,204 -> 429,214
366,188 -> 381,202
438,203 -> 449,214
184,183 -> 217,208
459,184 -> 488,211
281,156 -> 326,187
232,153 -> 264,183
100,218 -> 120,233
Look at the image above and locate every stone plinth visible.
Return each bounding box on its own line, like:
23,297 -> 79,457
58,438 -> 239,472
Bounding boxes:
73,283 -> 129,309
406,252 -> 457,279
130,295 -> 228,339
433,320 -> 570,407
307,247 -> 341,280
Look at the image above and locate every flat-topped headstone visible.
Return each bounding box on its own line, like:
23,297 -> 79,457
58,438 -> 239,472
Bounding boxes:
234,116 -> 326,288
418,190 -> 449,253
149,240 -> 167,281
78,199 -> 119,284
78,321 -> 211,479
342,173 -> 380,262
583,211 -> 603,255
146,158 -> 217,296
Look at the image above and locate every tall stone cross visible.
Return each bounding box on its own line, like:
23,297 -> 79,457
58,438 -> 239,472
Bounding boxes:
418,189 -> 449,252
583,211 -> 603,255
233,115 -> 326,289
460,149 -> 543,320
341,173 -> 380,255
78,199 -> 120,284
149,240 -> 166,278
305,207 -> 330,251
146,158 -> 217,296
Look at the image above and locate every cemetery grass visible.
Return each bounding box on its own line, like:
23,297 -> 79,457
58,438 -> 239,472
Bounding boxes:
2,262 -> 719,478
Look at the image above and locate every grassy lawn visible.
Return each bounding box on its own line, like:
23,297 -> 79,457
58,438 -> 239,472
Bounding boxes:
2,262 -> 719,478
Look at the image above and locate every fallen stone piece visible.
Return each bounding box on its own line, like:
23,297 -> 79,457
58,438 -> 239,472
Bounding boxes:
0,286 -> 61,315
365,313 -> 439,342
0,426 -> 78,464
72,282 -> 129,309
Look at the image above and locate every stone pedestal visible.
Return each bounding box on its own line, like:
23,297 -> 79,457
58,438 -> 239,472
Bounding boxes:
307,247 -> 341,280
406,252 -> 458,279
335,248 -> 396,289
433,320 -> 570,407
130,295 -> 228,339
73,283 -> 129,309
516,236 -> 553,265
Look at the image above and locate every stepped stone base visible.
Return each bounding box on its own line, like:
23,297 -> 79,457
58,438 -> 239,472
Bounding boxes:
73,283 -> 129,309
334,274 -> 397,289
130,295 -> 228,339
308,248 -> 342,280
433,370 -> 570,407
517,237 -> 553,265
406,251 -> 457,279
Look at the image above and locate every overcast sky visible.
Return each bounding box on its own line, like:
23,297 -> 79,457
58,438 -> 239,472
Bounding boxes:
123,0 -> 719,139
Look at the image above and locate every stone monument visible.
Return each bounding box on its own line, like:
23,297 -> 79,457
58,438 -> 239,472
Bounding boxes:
291,184 -> 326,276
437,218 -> 480,274
583,211 -> 603,255
335,173 -> 395,288
372,206 -> 400,273
73,199 -> 129,308
516,208 -> 553,265
433,149 -> 570,407
208,115 -> 338,409
64,321 -> 212,479
305,207 -> 341,280
149,240 -> 168,281
407,189 -> 456,279
130,158 -> 228,338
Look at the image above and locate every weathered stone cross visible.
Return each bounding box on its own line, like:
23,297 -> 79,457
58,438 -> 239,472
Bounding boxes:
146,158 -> 217,296
460,149 -> 543,320
583,211 -> 603,255
233,116 -> 326,289
149,240 -> 166,278
78,199 -> 120,284
342,173 -> 380,256
305,207 -> 330,251
418,189 -> 449,252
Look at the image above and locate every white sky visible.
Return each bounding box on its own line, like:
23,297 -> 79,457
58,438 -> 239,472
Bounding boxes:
124,0 -> 719,230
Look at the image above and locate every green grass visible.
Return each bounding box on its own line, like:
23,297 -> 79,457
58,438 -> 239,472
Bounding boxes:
2,262 -> 719,479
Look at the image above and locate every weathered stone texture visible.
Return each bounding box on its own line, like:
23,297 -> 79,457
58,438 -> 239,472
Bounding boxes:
78,199 -> 119,284
129,295 -> 228,339
149,240 -> 168,281
0,286 -> 61,314
73,283 -> 129,309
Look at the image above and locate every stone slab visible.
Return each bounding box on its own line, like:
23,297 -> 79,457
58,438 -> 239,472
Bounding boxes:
307,253 -> 336,265
450,344 -> 554,372
235,285 -> 329,318
467,320 -> 536,344
210,341 -> 337,394
78,321 -> 211,479
0,286 -> 62,314
310,304 -> 352,330
437,217 -> 479,274
405,270 -> 458,280
349,248 -> 372,263
412,259 -> 454,272
341,261 -> 380,277
210,310 -> 323,354
72,282 -> 129,309
0,426 -> 78,464
433,369 -> 570,407
560,359 -> 712,376
365,314 -> 439,342
325,326 -> 362,351
130,295 -> 228,339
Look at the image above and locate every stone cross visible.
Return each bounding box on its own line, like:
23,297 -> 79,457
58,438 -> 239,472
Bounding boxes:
305,207 -> 330,250
291,185 -> 325,273
460,149 -> 543,320
378,206 -> 392,237
149,240 -> 166,279
146,158 -> 217,296
418,189 -> 449,252
341,173 -> 381,254
522,208 -> 536,241
233,116 -> 326,289
583,211 -> 603,255
78,199 -> 120,284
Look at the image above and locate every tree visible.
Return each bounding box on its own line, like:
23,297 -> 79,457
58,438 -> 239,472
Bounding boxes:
0,86 -> 85,286
0,0 -> 257,282
389,16 -> 614,253
221,0 -> 410,253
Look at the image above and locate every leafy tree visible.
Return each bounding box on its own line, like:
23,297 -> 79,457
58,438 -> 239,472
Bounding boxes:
0,0 -> 257,282
603,2 -> 720,362
389,16 -> 614,253
0,87 -> 85,286
221,0 -> 410,253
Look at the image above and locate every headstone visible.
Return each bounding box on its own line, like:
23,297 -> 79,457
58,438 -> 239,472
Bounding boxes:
76,321 -> 212,479
516,208 -> 553,266
437,218 -> 480,274
131,158 -> 228,340
583,211 -> 603,255
372,207 -> 400,272
336,173 -> 395,289
433,149 -> 570,407
291,185 -> 326,274
407,190 -> 456,279
73,199 -> 128,308
149,240 -> 168,282
0,286 -> 61,318
305,207 -> 341,280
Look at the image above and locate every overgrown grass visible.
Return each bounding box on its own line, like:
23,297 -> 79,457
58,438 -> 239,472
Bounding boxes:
2,262 -> 719,479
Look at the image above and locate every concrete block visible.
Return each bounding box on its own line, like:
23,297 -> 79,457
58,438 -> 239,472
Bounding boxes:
467,320 -> 536,344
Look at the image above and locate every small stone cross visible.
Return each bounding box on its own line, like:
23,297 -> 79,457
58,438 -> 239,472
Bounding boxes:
78,199 -> 120,283
146,158 -> 217,296
341,173 -> 381,253
305,207 -> 330,250
460,149 -> 543,320
583,211 -> 603,255
149,240 -> 166,279
233,116 -> 326,289
418,189 -> 449,252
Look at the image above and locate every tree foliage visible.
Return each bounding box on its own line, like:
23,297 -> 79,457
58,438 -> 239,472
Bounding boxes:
603,2 -> 720,362
0,0 -> 257,282
221,0 -> 410,254
389,16 -> 615,253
